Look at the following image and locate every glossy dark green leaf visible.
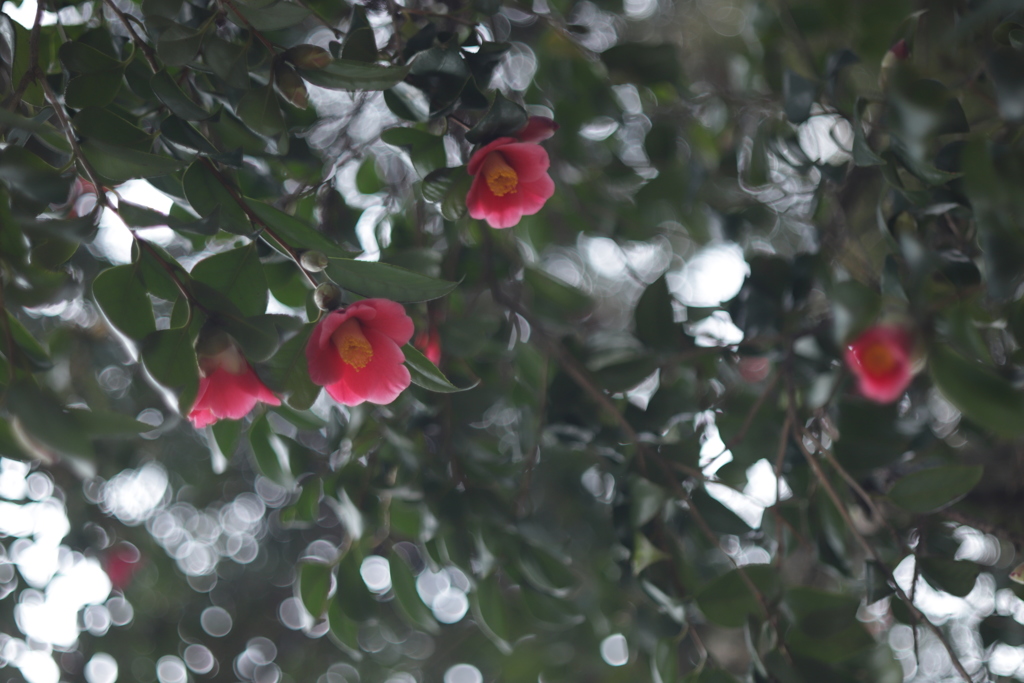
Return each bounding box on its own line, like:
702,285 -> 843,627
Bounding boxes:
59,40 -> 122,73
299,561 -> 334,617
403,343 -> 475,393
695,565 -> 779,628
325,258 -> 458,303
265,325 -> 320,410
470,573 -> 513,654
81,140 -> 185,183
593,355 -> 660,393
203,36 -> 250,89
380,127 -> 447,177
297,60 -> 410,90
248,412 -> 294,486
980,615 -> 1024,647
93,264 -> 157,341
72,107 -> 153,151
155,22 -> 205,66
919,558 -> 980,597
784,587 -> 874,662
0,146 -> 72,204
5,313 -> 51,370
72,409 -> 154,436
245,201 -> 351,257
341,6 -> 377,62
887,464 -> 984,513
635,275 -> 681,350
601,43 -> 679,85
190,243 -> 268,317
389,550 -> 439,634
465,91 -> 528,145
6,381 -> 95,459
151,69 -> 211,120
783,69 -> 817,124
140,325 -> 200,414
930,344 -> 1024,438
236,84 -> 286,136
182,160 -> 252,234
229,0 -> 310,30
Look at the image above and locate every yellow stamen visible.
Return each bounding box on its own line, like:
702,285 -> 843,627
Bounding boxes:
332,318 -> 373,370
862,342 -> 897,376
483,152 -> 518,197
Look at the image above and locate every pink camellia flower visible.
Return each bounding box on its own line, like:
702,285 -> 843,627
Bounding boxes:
188,344 -> 280,428
466,116 -> 557,229
305,299 -> 415,406
844,326 -> 914,403
103,542 -> 142,591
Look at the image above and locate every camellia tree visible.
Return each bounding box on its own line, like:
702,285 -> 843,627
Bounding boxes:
8,0 -> 1024,681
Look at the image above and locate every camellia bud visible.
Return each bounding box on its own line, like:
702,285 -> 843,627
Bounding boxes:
284,44 -> 332,70
314,282 -> 344,310
274,63 -> 309,110
300,249 -> 329,272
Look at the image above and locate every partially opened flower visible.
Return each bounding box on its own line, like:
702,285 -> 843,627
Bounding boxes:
844,326 -> 914,403
189,342 -> 280,428
466,116 -> 557,229
306,299 -> 415,406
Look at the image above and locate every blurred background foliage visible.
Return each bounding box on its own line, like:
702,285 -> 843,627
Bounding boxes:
6,0 -> 1024,681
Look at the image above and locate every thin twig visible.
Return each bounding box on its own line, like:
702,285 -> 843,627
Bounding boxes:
2,0 -> 43,112
101,0 -> 159,71
39,79 -> 110,209
787,397 -> 973,683
199,158 -> 320,289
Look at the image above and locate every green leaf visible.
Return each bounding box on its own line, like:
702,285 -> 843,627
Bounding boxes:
245,201 -> 351,257
298,60 -> 411,91
465,91 -> 528,145
80,140 -> 185,183
600,43 -> 679,85
71,409 -> 154,436
298,561 -> 334,617
593,356 -> 660,393
93,264 -> 157,340
389,550 -> 439,634
635,275 -> 681,350
421,165 -> 472,220
160,115 -> 219,155
236,84 -> 286,136
155,22 -> 205,66
380,127 -> 447,177
140,325 -> 200,414
6,381 -> 95,459
72,107 -> 153,151
248,412 -> 294,486
203,37 -> 250,89
929,344 -> 1024,438
783,69 -> 817,124
980,615 -> 1024,647
190,243 -> 268,317
887,464 -> 984,513
59,40 -> 122,73
182,160 -> 252,234
470,573 -> 514,654
628,476 -> 666,527
918,558 -> 980,597
229,0 -> 311,30
523,267 -> 591,320
341,6 -> 377,62
335,551 -> 377,621
325,258 -> 458,303
695,565 -> 779,628
852,98 -> 884,167
784,587 -> 874,662
989,46 -> 1024,122
151,69 -> 211,120
265,325 -> 320,410
403,343 -> 475,393
6,313 -> 52,370
0,146 -> 72,204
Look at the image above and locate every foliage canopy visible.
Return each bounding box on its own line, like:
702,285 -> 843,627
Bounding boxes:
4,0 -> 1024,682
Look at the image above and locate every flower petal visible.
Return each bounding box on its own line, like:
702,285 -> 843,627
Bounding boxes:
516,116 -> 558,143
498,143 -> 550,182
467,137 -> 519,175
339,329 -> 411,405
